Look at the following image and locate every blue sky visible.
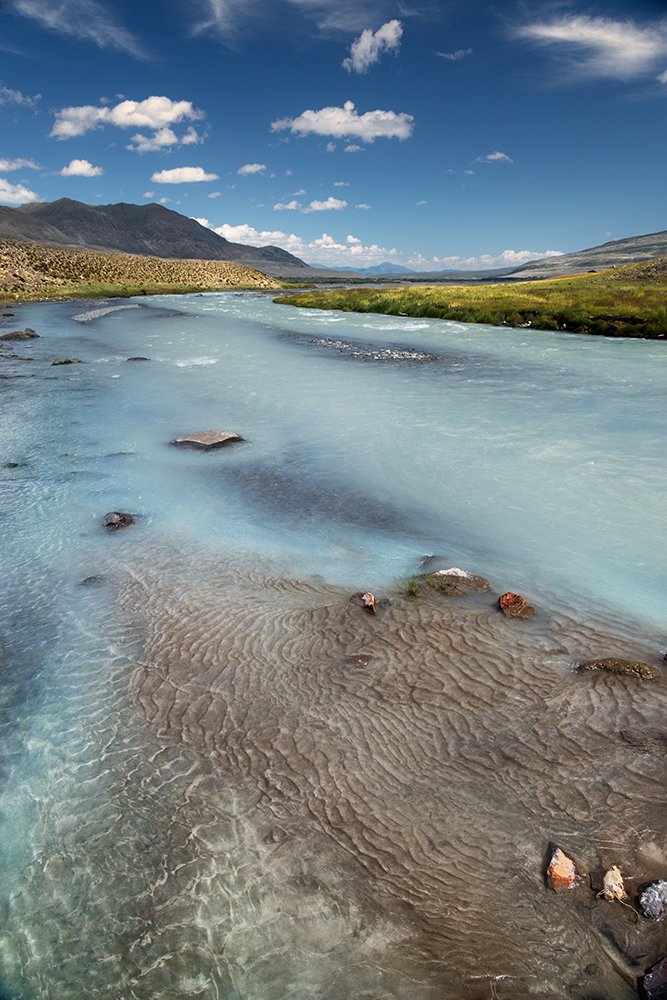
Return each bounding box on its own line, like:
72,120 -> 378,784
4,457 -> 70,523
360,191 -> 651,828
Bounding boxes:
0,0 -> 666,268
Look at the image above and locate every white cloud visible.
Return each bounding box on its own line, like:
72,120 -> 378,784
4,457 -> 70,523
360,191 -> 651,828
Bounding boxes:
305,196 -> 347,212
151,166 -> 219,183
326,142 -> 336,152
0,177 -> 40,204
293,187 -> 307,195
192,1 -> 412,38
273,199 -> 301,210
0,83 -> 41,108
0,157 -> 40,171
208,190 -> 221,198
333,180 -> 350,186
8,0 -> 145,57
408,248 -> 564,271
355,202 -> 371,209
343,19 -> 402,74
344,144 -> 363,153
142,190 -> 154,198
658,69 -> 667,84
271,100 -> 413,143
238,162 -> 267,175
516,15 -> 667,80
50,96 -> 205,141
59,158 -> 104,177
437,48 -> 472,61
127,125 -> 202,153
475,151 -> 513,164
416,199 -> 427,205
195,215 -> 401,266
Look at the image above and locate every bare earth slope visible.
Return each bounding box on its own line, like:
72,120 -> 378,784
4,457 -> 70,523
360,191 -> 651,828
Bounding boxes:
0,237 -> 280,300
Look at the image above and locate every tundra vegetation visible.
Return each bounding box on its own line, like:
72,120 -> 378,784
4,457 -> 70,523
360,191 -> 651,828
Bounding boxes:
276,258 -> 667,339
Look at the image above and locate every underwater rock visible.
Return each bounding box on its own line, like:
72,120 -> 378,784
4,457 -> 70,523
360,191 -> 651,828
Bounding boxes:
51,358 -> 82,366
599,865 -> 628,903
578,658 -> 661,681
350,591 -> 377,614
80,575 -> 103,586
639,881 -> 667,920
410,568 -> 491,598
126,356 -> 150,361
498,592 -> 536,619
0,327 -> 39,341
546,846 -> 582,891
171,430 -> 244,450
640,955 -> 667,1000
103,511 -> 135,530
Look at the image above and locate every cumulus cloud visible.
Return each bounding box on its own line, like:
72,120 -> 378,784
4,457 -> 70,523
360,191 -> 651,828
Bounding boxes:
273,200 -> 301,210
271,100 -> 413,142
237,162 -> 267,175
408,248 -> 564,271
475,151 -> 513,164
437,48 -> 472,61
305,196 -> 347,212
0,177 -> 40,204
0,157 -> 40,171
343,19 -> 402,74
344,144 -> 363,153
151,166 -> 219,183
195,215 -> 400,266
515,15 -> 667,80
127,125 -> 202,153
8,0 -> 145,57
51,96 -> 205,143
59,158 -> 104,176
0,82 -> 41,108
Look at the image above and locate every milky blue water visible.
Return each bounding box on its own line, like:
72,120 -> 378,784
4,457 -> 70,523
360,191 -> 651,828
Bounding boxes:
0,293 -> 665,999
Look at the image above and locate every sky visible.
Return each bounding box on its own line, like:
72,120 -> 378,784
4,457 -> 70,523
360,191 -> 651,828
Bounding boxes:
0,0 -> 666,269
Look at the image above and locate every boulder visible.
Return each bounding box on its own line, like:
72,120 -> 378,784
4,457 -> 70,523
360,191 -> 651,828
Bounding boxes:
51,358 -> 82,366
171,430 -> 244,450
577,658 -> 661,681
498,592 -> 536,619
0,328 -> 39,341
103,511 -> 135,530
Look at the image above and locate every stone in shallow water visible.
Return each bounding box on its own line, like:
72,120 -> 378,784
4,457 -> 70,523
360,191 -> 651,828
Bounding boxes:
577,658 -> 661,681
51,358 -> 82,366
638,881 -> 667,920
0,327 -> 39,341
171,430 -> 244,450
126,356 -> 150,361
103,511 -> 135,530
350,591 -> 377,614
498,592 -> 536,619
546,846 -> 582,891
641,955 -> 667,1000
410,568 -> 491,598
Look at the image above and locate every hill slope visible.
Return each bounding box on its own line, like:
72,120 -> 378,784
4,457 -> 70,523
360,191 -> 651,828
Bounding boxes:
0,199 -> 310,275
0,236 -> 280,301
510,230 -> 667,279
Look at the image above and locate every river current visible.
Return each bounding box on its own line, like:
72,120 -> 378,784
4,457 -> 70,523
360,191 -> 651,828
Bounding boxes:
0,292 -> 665,999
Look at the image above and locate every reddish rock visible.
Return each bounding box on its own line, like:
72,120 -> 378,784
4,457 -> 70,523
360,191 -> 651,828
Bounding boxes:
546,846 -> 581,891
499,592 -> 536,619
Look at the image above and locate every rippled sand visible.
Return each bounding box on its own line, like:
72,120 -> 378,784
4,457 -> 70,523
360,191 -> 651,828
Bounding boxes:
19,543 -> 651,999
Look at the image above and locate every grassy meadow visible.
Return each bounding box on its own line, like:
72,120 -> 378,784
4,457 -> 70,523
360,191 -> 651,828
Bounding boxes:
276,258 -> 667,339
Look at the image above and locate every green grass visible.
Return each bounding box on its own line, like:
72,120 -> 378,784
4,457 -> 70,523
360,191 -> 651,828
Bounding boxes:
0,281 -> 284,304
275,258 -> 667,339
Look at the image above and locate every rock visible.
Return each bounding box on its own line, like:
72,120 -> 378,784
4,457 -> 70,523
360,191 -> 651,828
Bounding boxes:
126,356 -> 150,361
171,430 -> 244,450
641,956 -> 667,1000
578,658 -> 661,681
4,462 -> 21,469
0,328 -> 39,341
103,511 -> 135,530
410,568 -> 491,598
546,846 -> 582,891
498,592 -> 536,619
599,865 -> 628,903
51,358 -> 82,366
351,591 -> 377,614
80,575 -> 103,586
639,881 -> 667,920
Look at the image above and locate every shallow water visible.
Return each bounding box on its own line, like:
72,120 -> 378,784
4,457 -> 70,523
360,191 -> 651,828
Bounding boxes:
0,294 -> 665,999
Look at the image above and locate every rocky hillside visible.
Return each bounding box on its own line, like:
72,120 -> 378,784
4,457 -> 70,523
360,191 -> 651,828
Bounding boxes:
509,229 -> 667,279
0,199 -> 311,276
0,237 -> 280,301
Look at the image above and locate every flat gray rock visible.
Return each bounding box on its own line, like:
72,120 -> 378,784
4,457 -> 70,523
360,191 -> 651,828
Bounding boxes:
171,430 -> 244,450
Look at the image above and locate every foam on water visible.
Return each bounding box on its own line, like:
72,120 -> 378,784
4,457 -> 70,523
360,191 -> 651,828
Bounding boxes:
0,293 -> 665,999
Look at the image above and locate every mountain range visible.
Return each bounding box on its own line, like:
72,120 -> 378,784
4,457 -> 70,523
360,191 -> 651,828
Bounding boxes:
0,198 -> 665,281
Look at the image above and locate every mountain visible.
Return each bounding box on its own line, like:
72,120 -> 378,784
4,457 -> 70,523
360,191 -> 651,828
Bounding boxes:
317,262 -> 415,275
509,229 -> 667,279
0,199 -> 311,277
